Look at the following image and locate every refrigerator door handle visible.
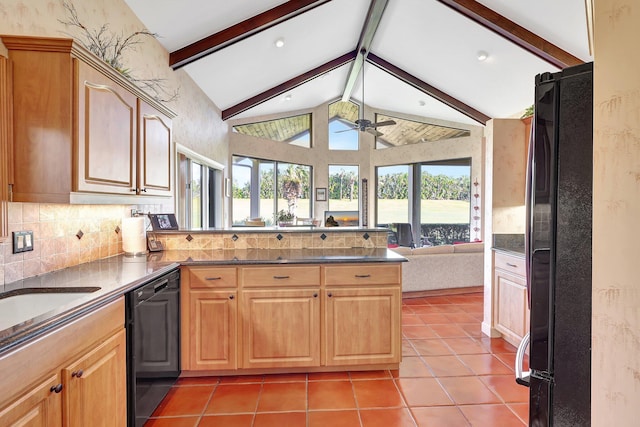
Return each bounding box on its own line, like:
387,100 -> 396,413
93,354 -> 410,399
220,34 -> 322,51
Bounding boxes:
515,332 -> 531,387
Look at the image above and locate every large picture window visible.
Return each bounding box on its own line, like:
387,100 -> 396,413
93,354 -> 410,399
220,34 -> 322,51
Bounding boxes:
232,156 -> 312,225
376,159 -> 471,245
328,100 -> 359,150
177,147 -> 223,229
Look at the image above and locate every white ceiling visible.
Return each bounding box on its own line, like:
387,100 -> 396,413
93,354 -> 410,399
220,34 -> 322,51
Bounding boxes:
123,0 -> 591,125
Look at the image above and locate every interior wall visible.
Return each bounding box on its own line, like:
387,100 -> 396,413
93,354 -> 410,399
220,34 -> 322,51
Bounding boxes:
593,1 -> 640,425
0,0 -> 228,284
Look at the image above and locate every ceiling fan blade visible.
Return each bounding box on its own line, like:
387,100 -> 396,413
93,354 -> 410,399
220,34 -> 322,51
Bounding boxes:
334,128 -> 356,134
372,120 -> 396,128
366,128 -> 384,137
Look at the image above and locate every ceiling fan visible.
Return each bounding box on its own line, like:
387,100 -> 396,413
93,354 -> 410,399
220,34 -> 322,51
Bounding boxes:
336,67 -> 396,137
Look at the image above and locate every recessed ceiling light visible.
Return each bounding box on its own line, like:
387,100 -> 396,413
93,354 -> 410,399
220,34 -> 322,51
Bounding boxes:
274,38 -> 285,48
418,100 -> 426,107
284,94 -> 292,101
477,50 -> 489,61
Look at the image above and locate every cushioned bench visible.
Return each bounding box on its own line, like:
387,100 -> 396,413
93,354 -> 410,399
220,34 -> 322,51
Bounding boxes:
391,242 -> 484,293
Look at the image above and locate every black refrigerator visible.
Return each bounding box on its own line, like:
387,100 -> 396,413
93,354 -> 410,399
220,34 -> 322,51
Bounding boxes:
515,62 -> 593,427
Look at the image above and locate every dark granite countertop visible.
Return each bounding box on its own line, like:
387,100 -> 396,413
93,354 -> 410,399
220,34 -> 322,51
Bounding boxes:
492,233 -> 525,256
0,248 -> 404,354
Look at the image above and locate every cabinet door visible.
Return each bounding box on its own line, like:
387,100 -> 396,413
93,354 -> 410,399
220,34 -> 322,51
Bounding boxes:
75,62 -> 137,195
62,329 -> 126,427
242,289 -> 320,369
325,287 -> 401,366
137,100 -> 172,196
188,290 -> 238,370
494,269 -> 528,346
0,373 -> 62,427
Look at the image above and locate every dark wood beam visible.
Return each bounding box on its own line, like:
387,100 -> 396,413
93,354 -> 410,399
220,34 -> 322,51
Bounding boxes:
436,0 -> 583,68
341,0 -> 389,101
170,0 -> 331,70
367,53 -> 491,125
222,51 -> 357,120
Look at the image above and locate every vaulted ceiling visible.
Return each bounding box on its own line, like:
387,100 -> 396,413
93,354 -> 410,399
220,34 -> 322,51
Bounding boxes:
123,0 -> 591,126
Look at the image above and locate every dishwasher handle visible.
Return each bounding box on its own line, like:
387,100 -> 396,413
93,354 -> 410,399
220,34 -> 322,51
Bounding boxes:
515,332 -> 531,387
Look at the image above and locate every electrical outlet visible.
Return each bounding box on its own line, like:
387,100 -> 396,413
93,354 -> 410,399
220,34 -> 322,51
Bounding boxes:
12,231 -> 34,254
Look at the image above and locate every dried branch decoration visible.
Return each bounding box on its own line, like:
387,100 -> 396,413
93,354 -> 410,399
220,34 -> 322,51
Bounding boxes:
58,0 -> 179,103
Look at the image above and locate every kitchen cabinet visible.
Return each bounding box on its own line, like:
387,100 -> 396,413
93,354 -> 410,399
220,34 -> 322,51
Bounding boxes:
493,251 -> 529,347
63,329 -> 126,426
0,55 -> 11,239
0,298 -> 126,427
1,35 -> 175,203
324,265 -> 402,366
240,265 -> 321,369
180,262 -> 401,375
181,266 -> 238,371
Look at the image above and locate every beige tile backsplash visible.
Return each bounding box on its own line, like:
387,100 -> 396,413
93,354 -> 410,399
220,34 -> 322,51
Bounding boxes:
1,203 -> 131,285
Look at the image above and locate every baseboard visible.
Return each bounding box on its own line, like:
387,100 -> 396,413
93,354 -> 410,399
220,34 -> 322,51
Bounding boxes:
402,286 -> 483,298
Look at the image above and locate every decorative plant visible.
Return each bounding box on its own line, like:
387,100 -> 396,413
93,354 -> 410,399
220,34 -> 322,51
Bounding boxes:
58,0 -> 179,103
276,210 -> 295,223
521,105 -> 534,119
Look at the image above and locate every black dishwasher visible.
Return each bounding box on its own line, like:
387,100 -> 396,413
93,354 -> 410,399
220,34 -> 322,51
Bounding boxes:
125,268 -> 180,427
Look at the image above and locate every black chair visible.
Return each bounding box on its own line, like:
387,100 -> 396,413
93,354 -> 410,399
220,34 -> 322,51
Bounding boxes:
394,223 -> 415,248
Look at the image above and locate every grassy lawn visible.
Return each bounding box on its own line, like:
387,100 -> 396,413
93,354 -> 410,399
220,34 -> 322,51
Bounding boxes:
233,198 -> 469,224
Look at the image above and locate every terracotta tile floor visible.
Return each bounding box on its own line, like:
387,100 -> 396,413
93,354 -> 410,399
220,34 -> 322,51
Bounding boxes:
147,292 -> 528,426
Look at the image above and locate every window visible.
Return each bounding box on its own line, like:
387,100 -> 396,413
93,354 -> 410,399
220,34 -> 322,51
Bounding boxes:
177,146 -> 224,229
232,113 -> 312,148
376,159 -> 471,245
232,156 -> 312,225
328,100 -> 359,150
328,165 -> 359,211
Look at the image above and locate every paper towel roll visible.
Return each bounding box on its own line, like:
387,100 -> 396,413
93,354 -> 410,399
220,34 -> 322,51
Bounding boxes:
122,217 -> 147,255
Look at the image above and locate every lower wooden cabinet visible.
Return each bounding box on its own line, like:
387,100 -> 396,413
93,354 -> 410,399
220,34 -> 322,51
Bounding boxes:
0,373 -> 62,427
493,251 -> 529,347
180,263 -> 402,374
188,290 -> 237,370
62,329 -> 126,427
325,287 -> 401,366
0,299 -> 126,427
241,289 -> 320,369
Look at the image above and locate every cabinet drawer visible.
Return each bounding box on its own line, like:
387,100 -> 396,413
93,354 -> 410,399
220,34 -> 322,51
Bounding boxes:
240,266 -> 320,287
188,267 -> 237,289
494,252 -> 525,276
324,264 -> 401,286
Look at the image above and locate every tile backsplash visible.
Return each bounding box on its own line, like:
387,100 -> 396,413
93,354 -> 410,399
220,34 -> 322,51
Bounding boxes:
0,203 -> 135,285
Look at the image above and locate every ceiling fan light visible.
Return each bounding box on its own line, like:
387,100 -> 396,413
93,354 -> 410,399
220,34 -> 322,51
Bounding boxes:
274,37 -> 285,48
477,50 -> 489,61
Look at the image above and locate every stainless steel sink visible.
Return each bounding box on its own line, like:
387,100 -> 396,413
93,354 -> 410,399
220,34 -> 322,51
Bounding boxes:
0,287 -> 101,330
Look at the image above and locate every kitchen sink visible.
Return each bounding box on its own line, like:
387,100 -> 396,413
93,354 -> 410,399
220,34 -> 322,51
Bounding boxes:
0,287 -> 101,331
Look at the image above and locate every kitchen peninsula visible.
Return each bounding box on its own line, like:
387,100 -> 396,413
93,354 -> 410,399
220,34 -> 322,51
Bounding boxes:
0,226 -> 404,425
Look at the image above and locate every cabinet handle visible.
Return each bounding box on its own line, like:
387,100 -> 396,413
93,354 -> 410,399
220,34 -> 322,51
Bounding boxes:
140,188 -> 147,192
50,384 -> 63,394
229,295 -> 234,300
355,274 -> 371,278
273,275 -> 290,279
206,277 -> 222,280
313,293 -> 318,298
71,370 -> 83,378
130,188 -> 137,192
327,292 -> 333,297
506,263 -> 518,268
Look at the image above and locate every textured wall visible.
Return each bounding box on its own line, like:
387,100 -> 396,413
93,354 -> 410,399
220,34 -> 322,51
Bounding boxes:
0,0 -> 228,284
593,1 -> 640,425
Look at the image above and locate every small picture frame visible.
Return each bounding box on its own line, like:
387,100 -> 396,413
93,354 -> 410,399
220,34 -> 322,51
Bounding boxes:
315,187 -> 327,202
149,213 -> 179,231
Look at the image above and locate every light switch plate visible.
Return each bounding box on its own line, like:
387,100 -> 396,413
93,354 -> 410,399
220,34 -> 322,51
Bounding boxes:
12,231 -> 34,254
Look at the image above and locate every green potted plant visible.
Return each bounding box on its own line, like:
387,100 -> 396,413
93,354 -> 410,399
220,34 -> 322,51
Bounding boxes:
276,209 -> 295,227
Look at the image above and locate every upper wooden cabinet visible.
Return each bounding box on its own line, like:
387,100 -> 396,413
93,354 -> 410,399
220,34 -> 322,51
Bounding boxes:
1,35 -> 176,203
0,55 -> 11,239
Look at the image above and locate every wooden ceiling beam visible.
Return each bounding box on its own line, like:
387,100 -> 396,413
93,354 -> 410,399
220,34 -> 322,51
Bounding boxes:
341,0 -> 389,101
169,0 -> 331,70
222,51 -> 357,120
367,53 -> 491,125
436,0 -> 583,68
